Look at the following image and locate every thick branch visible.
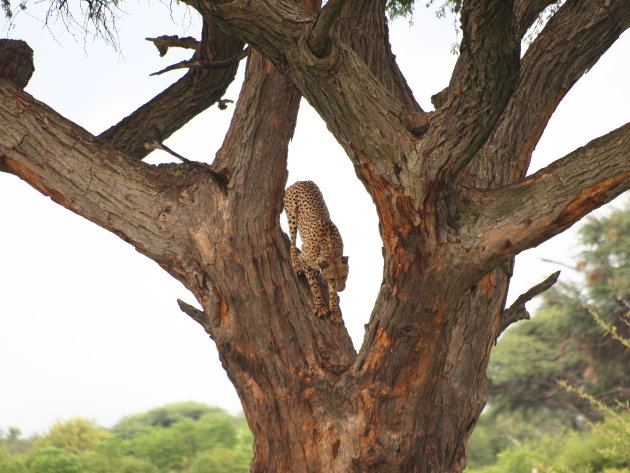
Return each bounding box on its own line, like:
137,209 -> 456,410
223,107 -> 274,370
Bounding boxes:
499,270 -> 560,334
334,0 -> 421,112
471,122 -> 630,272
307,0 -> 346,57
467,0 -> 630,188
419,0 -> 520,182
0,82 -> 185,275
99,21 -> 244,159
514,0 -> 558,37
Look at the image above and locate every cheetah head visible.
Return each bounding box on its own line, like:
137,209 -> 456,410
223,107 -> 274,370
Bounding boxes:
320,256 -> 349,292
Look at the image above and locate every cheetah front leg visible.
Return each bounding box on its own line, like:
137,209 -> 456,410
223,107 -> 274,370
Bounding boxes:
328,288 -> 343,325
304,268 -> 329,319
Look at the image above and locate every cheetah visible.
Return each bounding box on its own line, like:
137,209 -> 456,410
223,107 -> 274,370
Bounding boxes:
284,180 -> 349,325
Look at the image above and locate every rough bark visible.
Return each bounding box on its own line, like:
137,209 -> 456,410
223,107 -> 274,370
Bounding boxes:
2,1 -> 630,472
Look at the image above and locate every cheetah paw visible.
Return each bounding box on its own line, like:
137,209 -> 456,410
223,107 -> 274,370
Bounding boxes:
329,310 -> 343,326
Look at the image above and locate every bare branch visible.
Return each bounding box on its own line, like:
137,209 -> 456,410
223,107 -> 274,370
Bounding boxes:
99,21 -> 244,159
308,0 -> 347,57
499,271 -> 560,334
146,35 -> 200,57
471,122 -> 630,271
149,47 -> 249,76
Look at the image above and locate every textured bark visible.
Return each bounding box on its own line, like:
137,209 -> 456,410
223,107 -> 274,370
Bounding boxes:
2,1 -> 630,472
0,39 -> 34,88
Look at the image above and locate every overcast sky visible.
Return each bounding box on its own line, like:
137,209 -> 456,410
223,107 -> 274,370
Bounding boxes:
1,2 -> 628,437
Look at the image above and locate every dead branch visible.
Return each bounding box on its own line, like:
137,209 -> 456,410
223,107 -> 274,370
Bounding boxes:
499,270 -> 560,334
146,35 -> 200,56
149,47 -> 250,76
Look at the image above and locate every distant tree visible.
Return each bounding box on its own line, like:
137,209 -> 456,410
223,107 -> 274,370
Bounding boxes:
112,402 -> 223,438
2,0 -> 629,470
36,418 -> 111,455
28,446 -> 82,473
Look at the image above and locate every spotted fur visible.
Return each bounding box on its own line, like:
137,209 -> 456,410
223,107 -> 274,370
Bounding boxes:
284,181 -> 349,325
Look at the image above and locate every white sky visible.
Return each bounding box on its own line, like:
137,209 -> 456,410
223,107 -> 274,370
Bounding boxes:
1,2 -> 628,437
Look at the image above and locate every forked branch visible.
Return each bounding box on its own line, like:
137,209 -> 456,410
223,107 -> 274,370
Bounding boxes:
150,47 -> 250,76
470,0 -> 630,185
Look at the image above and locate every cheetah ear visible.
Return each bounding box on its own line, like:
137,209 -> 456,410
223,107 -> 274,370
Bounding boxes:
320,260 -> 329,269
342,256 -> 349,265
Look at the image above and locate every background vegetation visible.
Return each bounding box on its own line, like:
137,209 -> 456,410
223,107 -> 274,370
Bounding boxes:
0,403 -> 253,473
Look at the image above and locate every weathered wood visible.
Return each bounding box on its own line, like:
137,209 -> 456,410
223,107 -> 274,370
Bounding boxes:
0,39 -> 34,89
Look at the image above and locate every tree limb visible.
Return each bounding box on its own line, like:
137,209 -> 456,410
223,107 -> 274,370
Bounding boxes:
466,0 -> 630,189
146,35 -> 200,57
99,21 -> 244,159
0,82 -> 186,274
419,0 -> 520,182
190,0 -> 415,185
514,0 -> 558,37
498,270 -> 560,334
334,0 -> 422,112
307,0 -> 347,57
471,122 -> 630,272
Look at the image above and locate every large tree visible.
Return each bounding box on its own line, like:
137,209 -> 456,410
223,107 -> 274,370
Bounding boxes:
1,0 -> 629,471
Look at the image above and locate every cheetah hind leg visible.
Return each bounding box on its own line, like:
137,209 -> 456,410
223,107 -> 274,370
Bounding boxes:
290,246 -> 305,275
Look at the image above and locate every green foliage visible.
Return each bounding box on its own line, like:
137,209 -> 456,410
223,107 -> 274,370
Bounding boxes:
36,418 -> 111,455
112,402 -> 222,438
1,403 -> 252,473
28,447 -> 83,473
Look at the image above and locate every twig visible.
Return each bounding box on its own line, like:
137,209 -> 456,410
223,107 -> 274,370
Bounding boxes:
498,270 -> 561,335
144,139 -> 228,194
177,299 -> 214,333
150,47 -> 250,76
307,0 -> 347,57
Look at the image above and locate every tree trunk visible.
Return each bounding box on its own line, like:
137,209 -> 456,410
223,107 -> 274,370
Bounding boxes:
1,0 -> 630,472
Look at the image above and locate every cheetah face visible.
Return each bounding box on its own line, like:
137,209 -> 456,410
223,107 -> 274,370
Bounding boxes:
320,256 -> 349,292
